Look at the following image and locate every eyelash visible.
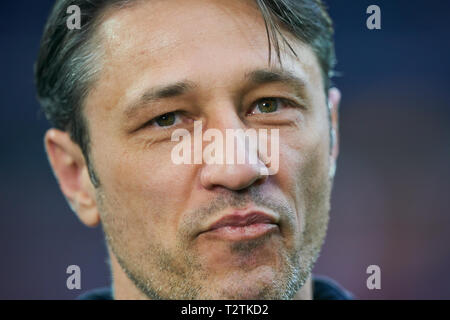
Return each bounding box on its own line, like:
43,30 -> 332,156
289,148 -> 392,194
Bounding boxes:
145,97 -> 299,129
247,97 -> 297,115
144,112 -> 184,130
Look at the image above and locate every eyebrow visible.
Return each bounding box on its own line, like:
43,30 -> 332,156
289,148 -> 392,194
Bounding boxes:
244,69 -> 307,91
124,81 -> 196,119
123,68 -> 306,120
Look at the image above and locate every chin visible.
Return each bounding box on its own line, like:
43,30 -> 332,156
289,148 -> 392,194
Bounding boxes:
207,265 -> 287,300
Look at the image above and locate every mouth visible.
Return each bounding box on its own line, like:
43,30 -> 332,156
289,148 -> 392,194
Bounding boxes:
198,211 -> 279,241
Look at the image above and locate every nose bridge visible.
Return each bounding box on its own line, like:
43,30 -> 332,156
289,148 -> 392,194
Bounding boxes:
200,99 -> 269,191
204,98 -> 243,132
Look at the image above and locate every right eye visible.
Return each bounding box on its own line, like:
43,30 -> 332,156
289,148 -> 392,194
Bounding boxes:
154,112 -> 178,127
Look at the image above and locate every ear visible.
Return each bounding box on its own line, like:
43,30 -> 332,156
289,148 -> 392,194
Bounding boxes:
328,87 -> 341,178
44,128 -> 100,227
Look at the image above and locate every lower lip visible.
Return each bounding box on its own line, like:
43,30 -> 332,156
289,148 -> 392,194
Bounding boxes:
203,223 -> 279,241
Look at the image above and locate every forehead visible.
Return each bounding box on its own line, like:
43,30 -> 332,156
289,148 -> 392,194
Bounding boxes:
87,0 -> 323,115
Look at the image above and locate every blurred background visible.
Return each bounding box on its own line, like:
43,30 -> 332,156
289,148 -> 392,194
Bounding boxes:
1,0 -> 449,299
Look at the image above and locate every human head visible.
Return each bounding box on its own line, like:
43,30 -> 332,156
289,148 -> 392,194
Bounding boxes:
37,0 -> 341,299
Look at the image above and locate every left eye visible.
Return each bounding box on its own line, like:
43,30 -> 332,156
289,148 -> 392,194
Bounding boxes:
248,98 -> 287,115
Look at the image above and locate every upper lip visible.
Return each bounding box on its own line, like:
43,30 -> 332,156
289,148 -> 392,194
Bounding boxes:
205,211 -> 278,233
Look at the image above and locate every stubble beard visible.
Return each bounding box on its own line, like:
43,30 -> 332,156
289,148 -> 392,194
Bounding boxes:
97,167 -> 332,300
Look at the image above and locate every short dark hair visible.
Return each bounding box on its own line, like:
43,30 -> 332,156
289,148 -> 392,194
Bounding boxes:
35,0 -> 336,187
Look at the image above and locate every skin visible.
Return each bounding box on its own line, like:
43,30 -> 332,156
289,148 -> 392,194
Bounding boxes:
44,0 -> 340,299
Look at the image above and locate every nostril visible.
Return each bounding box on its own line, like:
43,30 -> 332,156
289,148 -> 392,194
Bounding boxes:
254,174 -> 268,186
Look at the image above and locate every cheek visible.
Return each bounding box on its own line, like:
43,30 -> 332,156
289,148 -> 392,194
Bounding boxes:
278,123 -> 329,184
275,125 -> 330,223
95,142 -> 196,245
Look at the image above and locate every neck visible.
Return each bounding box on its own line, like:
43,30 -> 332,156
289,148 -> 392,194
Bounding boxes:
293,276 -> 313,300
109,248 -> 147,300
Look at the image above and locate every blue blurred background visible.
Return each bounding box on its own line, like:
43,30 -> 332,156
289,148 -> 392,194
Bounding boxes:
1,0 -> 449,299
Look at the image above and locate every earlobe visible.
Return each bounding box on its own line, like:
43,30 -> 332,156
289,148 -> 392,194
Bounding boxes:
328,87 -> 341,179
78,165 -> 100,227
44,129 -> 100,227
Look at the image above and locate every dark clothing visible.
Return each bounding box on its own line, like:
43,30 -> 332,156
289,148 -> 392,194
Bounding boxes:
77,275 -> 353,300
312,275 -> 354,300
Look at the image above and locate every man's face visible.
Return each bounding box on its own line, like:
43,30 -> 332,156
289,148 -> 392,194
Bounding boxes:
84,0 -> 333,299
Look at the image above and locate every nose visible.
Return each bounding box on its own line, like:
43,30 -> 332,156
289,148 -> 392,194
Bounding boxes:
201,161 -> 268,190
200,115 -> 269,191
